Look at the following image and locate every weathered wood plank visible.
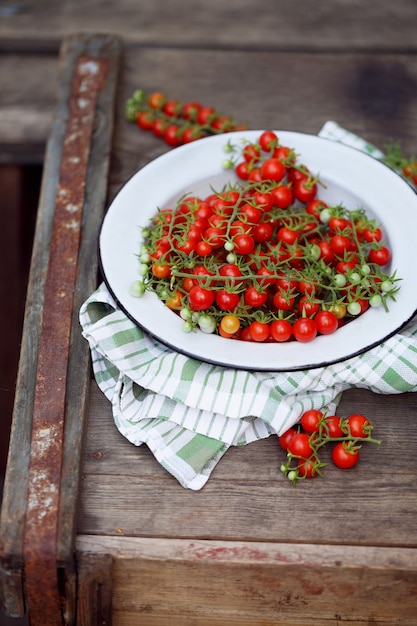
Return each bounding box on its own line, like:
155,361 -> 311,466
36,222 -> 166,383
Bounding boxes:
108,49 -> 417,202
2,49 -> 417,167
79,383 -> 417,546
0,34 -> 121,622
1,0 -> 416,52
76,535 -> 417,626
75,553 -> 113,626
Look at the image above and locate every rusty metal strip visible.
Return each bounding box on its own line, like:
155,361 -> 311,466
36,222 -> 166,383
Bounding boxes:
23,55 -> 109,625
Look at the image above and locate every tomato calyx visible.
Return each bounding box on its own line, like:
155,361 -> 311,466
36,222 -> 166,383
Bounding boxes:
279,410 -> 381,486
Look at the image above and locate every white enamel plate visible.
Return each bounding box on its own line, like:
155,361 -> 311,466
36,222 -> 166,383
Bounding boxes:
99,130 -> 417,371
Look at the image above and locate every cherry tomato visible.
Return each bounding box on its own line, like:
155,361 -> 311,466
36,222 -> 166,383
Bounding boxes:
298,297 -> 320,317
259,130 -> 278,152
325,415 -> 344,438
188,285 -> 215,311
329,303 -> 347,319
336,259 -> 358,274
270,319 -> 293,342
218,263 -> 243,282
253,222 -> 273,243
314,310 -> 338,335
243,143 -> 261,162
192,265 -> 215,285
288,167 -> 309,184
332,443 -> 360,469
298,456 -> 319,478
256,267 -> 276,287
238,326 -> 254,342
253,191 -> 274,211
248,167 -> 262,182
261,158 -> 286,182
287,433 -> 314,459
369,246 -> 391,266
273,145 -> 296,163
329,216 -> 352,233
162,99 -> 181,116
166,290 -> 182,310
203,226 -> 225,249
271,185 -> 294,209
229,219 -> 250,236
218,325 -> 236,339
331,234 -> 356,256
248,321 -> 270,342
239,203 -> 263,224
278,427 -> 298,451
163,124 -> 182,146
345,413 -> 372,438
317,240 -> 335,264
306,199 -> 327,220
148,91 -> 166,109
276,277 -> 298,293
233,233 -> 255,255
362,226 -> 382,243
195,240 -> 214,257
151,263 -> 171,279
292,318 -> 317,343
215,290 -> 240,311
181,101 -> 202,120
197,106 -> 216,125
293,178 -> 317,203
136,110 -> 154,130
220,314 -> 240,335
300,409 -> 324,434
181,126 -> 204,143
244,286 -> 268,308
297,280 -> 316,296
175,238 -> 196,254
277,227 -> 299,245
152,118 -> 168,137
273,291 -> 295,311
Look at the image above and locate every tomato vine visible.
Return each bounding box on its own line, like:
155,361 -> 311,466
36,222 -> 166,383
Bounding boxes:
279,410 -> 380,485
125,88 -> 247,146
131,130 -> 400,344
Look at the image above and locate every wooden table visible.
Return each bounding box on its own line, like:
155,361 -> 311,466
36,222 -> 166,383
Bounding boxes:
1,3 -> 417,625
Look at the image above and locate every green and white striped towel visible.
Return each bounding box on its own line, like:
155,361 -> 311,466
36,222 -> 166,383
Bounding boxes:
79,121 -> 417,490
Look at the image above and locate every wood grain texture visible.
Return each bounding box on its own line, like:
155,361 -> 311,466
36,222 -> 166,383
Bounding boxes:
2,48 -> 417,165
1,0 -> 416,52
108,49 -> 417,202
76,535 -> 417,625
75,552 -> 113,626
79,383 -> 417,547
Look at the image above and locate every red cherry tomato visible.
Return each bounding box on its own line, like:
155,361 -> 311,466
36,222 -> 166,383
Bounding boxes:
278,428 -> 298,451
287,433 -> 314,459
325,415 -> 344,438
300,409 -> 324,434
345,413 -> 372,438
332,443 -> 360,469
292,318 -> 317,343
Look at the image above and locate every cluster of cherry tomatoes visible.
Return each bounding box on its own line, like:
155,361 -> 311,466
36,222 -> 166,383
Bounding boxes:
279,409 -> 380,484
125,89 -> 247,147
131,131 -> 399,344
